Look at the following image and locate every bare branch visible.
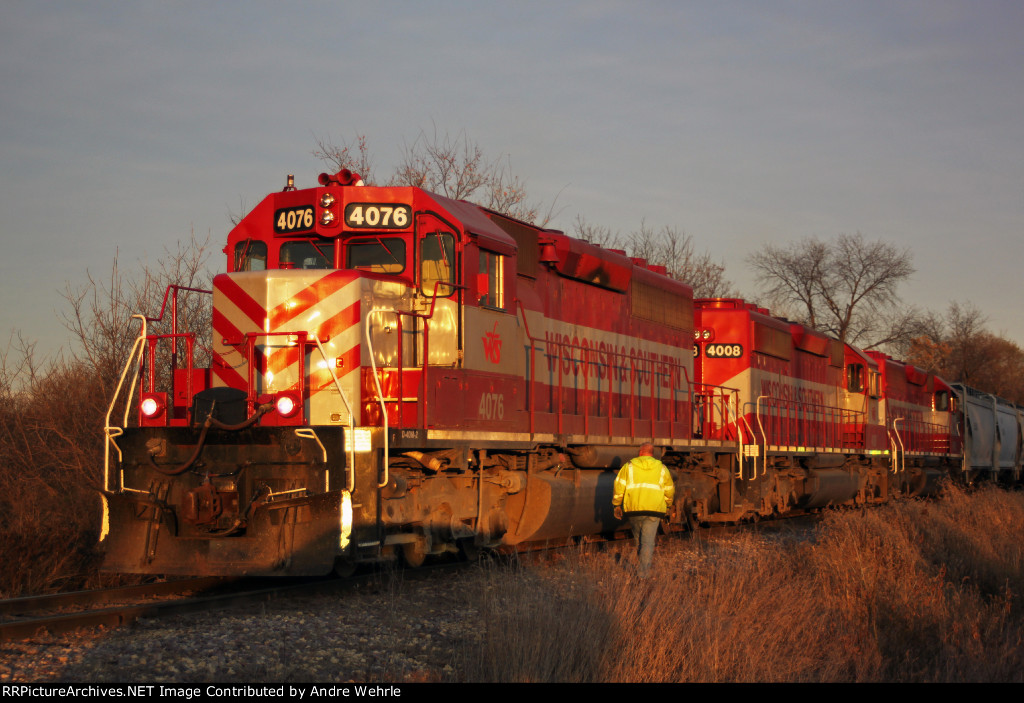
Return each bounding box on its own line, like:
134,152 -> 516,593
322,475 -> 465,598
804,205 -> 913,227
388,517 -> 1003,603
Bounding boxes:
312,133 -> 376,185
748,233 -> 915,348
312,127 -> 558,225
573,215 -> 622,249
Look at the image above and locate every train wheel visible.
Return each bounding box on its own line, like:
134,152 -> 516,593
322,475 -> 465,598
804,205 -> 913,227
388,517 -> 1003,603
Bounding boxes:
333,558 -> 357,578
402,537 -> 428,568
682,499 -> 699,533
457,537 -> 481,562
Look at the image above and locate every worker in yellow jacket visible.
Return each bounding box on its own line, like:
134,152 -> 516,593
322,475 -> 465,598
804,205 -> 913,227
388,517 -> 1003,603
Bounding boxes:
612,443 -> 675,576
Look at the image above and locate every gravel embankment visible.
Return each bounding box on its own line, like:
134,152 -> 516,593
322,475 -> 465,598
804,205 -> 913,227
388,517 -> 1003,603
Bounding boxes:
1,569 -> 483,683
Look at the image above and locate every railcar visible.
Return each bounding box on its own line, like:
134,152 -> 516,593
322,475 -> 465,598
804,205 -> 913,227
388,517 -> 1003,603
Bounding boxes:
98,169 -> 1015,577
954,384 -> 1023,484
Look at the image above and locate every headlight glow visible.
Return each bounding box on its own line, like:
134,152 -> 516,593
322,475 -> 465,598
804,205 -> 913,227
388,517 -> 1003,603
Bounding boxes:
140,395 -> 164,418
275,393 -> 300,418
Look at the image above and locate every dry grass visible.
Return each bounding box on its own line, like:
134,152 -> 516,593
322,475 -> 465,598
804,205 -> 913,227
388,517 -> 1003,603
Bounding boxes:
0,349 -> 108,597
454,485 -> 1024,683
0,242 -> 213,598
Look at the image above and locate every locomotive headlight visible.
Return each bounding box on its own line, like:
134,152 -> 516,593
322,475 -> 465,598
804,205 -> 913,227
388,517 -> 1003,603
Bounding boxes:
140,394 -> 165,418
694,330 -> 701,340
99,493 -> 109,542
702,330 -> 712,340
320,211 -> 336,225
339,490 -> 352,551
275,392 -> 301,418
320,193 -> 336,207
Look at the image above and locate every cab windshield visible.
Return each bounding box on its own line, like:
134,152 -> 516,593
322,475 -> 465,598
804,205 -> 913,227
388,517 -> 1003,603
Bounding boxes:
281,240 -> 333,269
347,237 -> 407,274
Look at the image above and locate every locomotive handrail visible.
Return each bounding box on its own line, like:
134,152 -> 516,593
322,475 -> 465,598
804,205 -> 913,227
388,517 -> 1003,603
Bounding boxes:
889,416 -> 948,455
717,398 -> 754,479
145,284 -> 213,400
311,334 -> 355,493
753,395 -> 867,452
104,315 -> 148,492
754,397 -> 769,478
365,308 -> 395,489
890,418 -> 905,475
719,395 -> 746,478
518,321 -> 717,443
737,415 -> 758,480
294,428 -> 329,492
364,282 -> 465,488
693,382 -> 742,444
141,331 -> 202,419
515,301 -> 539,435
386,282 -> 464,416
230,329 -> 357,492
144,284 -> 214,324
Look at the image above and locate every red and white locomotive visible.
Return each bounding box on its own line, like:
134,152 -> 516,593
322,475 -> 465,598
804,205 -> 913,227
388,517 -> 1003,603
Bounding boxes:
99,169 -> 1020,576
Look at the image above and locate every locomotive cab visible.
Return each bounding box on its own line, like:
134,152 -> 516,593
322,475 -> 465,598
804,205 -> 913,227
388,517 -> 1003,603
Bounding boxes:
101,171 -> 557,575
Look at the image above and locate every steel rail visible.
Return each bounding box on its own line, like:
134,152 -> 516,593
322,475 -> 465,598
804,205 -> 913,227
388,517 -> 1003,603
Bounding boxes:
0,564 -> 471,643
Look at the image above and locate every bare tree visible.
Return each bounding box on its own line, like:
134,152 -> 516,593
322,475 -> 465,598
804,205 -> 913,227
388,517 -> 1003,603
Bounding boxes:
748,238 -> 830,330
748,233 -> 917,349
573,217 -> 734,298
627,221 -> 734,298
393,127 -> 546,224
907,301 -> 987,380
313,128 -> 550,224
907,301 -> 1024,403
312,133 -> 377,185
573,214 -> 622,249
60,233 -> 215,397
0,235 -> 217,595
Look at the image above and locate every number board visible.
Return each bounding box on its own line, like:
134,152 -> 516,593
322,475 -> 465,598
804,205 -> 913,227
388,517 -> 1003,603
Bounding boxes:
344,203 -> 411,229
704,343 -> 744,359
274,206 -> 315,234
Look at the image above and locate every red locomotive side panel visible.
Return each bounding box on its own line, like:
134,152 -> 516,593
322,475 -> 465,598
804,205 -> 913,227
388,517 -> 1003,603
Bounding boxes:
479,210 -> 703,445
514,259 -> 696,443
840,344 -> 885,451
695,299 -> 858,454
867,351 -> 958,458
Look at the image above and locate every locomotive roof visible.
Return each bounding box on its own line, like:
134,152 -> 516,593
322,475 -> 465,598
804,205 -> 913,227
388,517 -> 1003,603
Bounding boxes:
425,192 -> 518,255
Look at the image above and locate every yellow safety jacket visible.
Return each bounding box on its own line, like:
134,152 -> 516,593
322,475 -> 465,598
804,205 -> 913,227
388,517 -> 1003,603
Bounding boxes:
612,456 -> 675,517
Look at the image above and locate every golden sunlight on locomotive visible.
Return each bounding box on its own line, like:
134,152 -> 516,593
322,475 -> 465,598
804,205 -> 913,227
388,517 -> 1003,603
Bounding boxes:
99,168 -> 1021,576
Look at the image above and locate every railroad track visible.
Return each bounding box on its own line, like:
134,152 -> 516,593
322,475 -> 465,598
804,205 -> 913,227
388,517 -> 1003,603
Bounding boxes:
1,577 -> 236,642
1,516 -> 819,644
0,562 -> 470,643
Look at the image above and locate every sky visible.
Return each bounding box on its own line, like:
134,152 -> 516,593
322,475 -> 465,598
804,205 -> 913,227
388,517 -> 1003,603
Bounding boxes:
2,1 -> 1023,361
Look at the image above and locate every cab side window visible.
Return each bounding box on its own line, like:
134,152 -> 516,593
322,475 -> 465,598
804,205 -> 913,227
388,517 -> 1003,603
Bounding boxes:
868,371 -> 881,398
847,363 -> 864,393
478,250 -> 505,309
421,232 -> 456,296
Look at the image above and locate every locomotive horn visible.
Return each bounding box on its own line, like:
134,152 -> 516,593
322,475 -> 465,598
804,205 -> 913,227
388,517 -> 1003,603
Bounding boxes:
317,169 -> 363,186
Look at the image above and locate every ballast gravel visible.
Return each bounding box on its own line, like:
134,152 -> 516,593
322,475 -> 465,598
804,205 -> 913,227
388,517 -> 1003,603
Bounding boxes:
1,569 -> 482,683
